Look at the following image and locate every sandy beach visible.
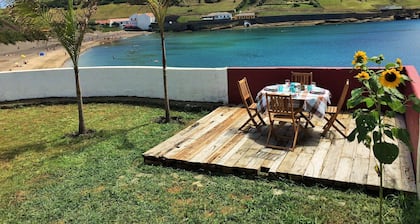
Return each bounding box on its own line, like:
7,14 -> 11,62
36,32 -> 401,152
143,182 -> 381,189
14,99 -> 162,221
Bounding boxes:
0,30 -> 148,72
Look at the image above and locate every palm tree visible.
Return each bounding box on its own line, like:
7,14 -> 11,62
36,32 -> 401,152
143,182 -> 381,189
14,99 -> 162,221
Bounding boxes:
147,0 -> 171,123
10,0 -> 98,135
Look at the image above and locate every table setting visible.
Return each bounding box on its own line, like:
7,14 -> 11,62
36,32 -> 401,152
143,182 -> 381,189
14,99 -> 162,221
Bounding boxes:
256,80 -> 331,118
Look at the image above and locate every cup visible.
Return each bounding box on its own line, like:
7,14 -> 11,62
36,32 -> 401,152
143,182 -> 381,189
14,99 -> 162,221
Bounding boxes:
290,85 -> 296,93
311,81 -> 316,87
285,79 -> 290,86
307,84 -> 312,92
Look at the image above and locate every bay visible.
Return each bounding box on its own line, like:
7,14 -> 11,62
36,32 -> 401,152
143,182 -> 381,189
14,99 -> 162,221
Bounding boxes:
75,19 -> 420,69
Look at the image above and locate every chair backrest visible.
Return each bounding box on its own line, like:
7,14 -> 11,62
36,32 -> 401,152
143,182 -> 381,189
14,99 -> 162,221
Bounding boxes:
266,93 -> 296,118
291,71 -> 313,85
237,77 -> 255,108
335,79 -> 350,113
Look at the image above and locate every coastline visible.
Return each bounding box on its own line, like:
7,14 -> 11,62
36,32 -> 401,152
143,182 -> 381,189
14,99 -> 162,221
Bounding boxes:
0,12 -> 416,72
0,30 -> 148,72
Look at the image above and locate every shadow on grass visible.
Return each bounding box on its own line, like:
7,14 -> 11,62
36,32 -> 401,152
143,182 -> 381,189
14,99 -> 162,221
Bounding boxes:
0,121 -> 156,162
0,142 -> 47,161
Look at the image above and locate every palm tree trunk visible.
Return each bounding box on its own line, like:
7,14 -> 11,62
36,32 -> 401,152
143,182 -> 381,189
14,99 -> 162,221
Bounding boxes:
74,65 -> 86,134
160,31 -> 170,123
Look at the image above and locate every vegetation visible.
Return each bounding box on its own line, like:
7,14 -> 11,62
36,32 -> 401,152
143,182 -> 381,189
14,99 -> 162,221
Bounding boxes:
0,103 -> 419,223
2,0 -> 420,44
11,0 -> 100,135
348,52 -> 420,223
147,0 -> 172,123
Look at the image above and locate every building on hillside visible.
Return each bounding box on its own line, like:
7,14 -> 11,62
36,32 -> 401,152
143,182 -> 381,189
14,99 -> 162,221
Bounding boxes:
109,18 -> 130,28
233,12 -> 256,20
201,12 -> 233,21
95,19 -> 110,26
128,13 -> 156,31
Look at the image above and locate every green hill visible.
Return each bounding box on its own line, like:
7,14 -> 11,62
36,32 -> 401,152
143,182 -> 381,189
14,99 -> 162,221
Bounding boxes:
91,0 -> 420,21
1,0 -> 420,44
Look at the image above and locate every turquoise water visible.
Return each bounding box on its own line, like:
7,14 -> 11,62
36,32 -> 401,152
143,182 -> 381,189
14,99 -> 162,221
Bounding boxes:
76,19 -> 420,69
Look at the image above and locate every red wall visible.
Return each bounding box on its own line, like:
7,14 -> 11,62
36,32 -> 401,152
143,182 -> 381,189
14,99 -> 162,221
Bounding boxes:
227,67 -> 360,106
404,66 -> 420,174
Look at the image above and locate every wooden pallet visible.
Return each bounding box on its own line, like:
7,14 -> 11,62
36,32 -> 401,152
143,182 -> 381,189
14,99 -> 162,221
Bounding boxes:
143,106 -> 417,193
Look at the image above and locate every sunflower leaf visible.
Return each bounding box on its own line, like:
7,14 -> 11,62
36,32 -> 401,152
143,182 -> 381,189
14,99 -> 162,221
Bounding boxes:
363,97 -> 375,108
373,142 -> 399,164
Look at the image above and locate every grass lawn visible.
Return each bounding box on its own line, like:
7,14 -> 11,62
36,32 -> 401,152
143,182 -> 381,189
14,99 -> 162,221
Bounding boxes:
0,103 -> 419,223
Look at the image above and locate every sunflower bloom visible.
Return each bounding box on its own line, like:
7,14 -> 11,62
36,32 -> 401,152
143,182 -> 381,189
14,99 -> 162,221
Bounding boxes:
396,58 -> 403,71
355,71 -> 370,80
379,68 -> 401,88
352,50 -> 368,65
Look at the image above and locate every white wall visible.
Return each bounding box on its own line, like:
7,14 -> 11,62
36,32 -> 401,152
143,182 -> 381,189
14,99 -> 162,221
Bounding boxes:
0,66 -> 229,104
138,14 -> 155,30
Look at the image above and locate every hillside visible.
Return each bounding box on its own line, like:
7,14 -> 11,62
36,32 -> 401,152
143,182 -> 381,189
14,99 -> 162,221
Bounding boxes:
1,0 -> 420,44
91,0 -> 420,21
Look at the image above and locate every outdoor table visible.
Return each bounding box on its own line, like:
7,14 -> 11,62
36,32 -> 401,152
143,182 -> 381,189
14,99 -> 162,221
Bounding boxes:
255,83 -> 331,119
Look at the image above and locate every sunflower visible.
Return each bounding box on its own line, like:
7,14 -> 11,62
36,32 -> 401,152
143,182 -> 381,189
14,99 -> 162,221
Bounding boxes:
396,58 -> 403,71
379,68 -> 402,88
352,50 -> 368,65
355,71 -> 370,80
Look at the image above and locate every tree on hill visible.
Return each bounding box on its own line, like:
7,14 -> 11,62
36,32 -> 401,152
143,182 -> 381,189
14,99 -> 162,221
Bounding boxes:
9,0 -> 99,135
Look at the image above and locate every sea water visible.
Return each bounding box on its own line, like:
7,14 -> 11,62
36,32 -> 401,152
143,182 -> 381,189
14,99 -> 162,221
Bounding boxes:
74,19 -> 420,69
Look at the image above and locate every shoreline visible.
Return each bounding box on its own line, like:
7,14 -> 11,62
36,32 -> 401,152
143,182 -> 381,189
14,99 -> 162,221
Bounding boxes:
0,14 -> 416,72
0,30 -> 148,72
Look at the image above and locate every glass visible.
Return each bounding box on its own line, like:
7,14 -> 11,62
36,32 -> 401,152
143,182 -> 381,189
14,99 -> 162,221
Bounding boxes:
290,84 -> 296,93
305,84 -> 311,92
278,84 -> 284,92
311,81 -> 316,87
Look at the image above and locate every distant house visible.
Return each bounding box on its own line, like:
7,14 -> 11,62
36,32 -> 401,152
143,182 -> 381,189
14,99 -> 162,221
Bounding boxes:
95,19 -> 109,26
201,12 -> 232,21
233,12 -> 256,20
108,18 -> 130,28
128,13 -> 156,31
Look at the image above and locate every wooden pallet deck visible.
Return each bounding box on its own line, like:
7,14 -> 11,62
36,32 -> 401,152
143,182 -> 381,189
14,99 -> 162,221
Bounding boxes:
143,106 -> 417,193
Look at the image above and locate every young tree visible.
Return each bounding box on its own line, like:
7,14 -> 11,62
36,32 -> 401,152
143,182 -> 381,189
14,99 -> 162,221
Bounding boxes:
147,0 -> 171,123
10,0 -> 98,135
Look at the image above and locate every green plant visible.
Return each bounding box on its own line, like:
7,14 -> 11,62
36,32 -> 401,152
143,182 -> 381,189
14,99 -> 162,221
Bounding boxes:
11,0 -> 99,135
147,0 -> 171,123
347,50 -> 420,224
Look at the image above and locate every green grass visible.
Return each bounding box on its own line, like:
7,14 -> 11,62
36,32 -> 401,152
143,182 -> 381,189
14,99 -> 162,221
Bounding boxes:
0,103 -> 419,223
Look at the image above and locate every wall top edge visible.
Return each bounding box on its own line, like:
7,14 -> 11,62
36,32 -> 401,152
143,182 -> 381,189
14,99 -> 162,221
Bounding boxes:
1,65 -> 417,74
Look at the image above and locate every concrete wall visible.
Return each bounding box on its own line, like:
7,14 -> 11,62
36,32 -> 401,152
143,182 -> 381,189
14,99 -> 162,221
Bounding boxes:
0,66 -> 228,103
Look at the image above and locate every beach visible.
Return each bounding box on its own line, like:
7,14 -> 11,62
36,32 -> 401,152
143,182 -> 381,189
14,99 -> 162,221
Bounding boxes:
0,30 -> 148,72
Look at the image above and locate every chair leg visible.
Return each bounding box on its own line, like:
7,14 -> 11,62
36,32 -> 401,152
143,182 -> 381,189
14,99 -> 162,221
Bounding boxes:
300,112 -> 315,128
239,117 -> 252,130
266,122 -> 274,146
256,112 -> 266,126
291,120 -> 300,151
322,119 -> 347,138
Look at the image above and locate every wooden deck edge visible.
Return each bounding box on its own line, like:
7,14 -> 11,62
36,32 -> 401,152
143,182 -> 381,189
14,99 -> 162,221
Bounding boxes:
267,171 -> 417,194
144,154 -> 417,195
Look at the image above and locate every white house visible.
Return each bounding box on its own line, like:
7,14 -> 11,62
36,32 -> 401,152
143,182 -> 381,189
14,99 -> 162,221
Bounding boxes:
108,18 -> 130,28
201,12 -> 233,21
128,13 -> 156,31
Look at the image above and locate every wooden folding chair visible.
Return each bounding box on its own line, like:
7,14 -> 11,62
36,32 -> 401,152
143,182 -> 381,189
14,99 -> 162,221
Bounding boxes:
265,93 -> 301,151
291,71 -> 315,128
237,77 -> 266,130
291,71 -> 313,86
322,79 -> 350,138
